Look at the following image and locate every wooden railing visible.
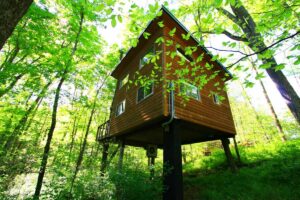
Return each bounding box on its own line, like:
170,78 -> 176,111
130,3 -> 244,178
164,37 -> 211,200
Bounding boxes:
96,120 -> 110,141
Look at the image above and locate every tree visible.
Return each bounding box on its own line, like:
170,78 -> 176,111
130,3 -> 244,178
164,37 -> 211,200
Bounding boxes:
0,0 -> 33,49
179,0 -> 300,123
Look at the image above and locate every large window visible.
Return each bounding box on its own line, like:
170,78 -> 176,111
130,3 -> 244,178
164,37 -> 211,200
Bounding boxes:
177,48 -> 193,63
119,74 -> 129,89
180,82 -> 200,100
140,46 -> 155,69
137,82 -> 154,102
116,100 -> 126,116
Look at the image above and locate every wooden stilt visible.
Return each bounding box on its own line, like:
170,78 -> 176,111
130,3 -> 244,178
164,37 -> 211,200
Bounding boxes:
100,142 -> 109,175
233,137 -> 241,164
148,157 -> 155,180
118,140 -> 125,173
163,121 -> 183,200
221,138 -> 238,172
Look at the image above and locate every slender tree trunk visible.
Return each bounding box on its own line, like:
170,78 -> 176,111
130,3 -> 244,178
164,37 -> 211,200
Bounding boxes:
0,0 -> 33,49
33,8 -> 84,198
69,79 -> 106,192
34,76 -> 65,199
251,63 -> 287,141
218,1 -> 300,123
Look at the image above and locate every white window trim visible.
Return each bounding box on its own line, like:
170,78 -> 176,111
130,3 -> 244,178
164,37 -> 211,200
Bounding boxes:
180,82 -> 201,101
136,83 -> 154,103
115,100 -> 126,117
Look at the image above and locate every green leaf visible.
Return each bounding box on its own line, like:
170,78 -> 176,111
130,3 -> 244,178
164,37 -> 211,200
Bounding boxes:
117,15 -> 122,23
275,63 -> 285,71
158,21 -> 164,27
169,27 -> 176,37
111,15 -> 116,27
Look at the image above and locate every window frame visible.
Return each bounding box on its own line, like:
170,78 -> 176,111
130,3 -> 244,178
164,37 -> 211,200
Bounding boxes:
180,82 -> 201,101
115,100 -> 126,117
137,82 -> 154,103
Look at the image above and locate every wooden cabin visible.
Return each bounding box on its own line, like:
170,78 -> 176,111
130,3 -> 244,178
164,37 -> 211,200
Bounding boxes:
97,6 -> 237,200
97,6 -> 236,146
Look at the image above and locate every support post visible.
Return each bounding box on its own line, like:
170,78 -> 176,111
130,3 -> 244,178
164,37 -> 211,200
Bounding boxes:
221,138 -> 238,172
118,140 -> 125,173
163,121 -> 183,200
100,142 -> 109,175
233,137 -> 241,164
148,157 -> 155,180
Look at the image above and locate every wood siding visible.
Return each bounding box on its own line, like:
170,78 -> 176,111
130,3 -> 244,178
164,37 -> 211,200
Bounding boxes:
162,14 -> 236,135
108,9 -> 236,140
109,28 -> 165,136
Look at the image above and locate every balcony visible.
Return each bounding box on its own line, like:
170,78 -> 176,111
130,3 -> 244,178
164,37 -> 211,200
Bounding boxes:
96,120 -> 110,141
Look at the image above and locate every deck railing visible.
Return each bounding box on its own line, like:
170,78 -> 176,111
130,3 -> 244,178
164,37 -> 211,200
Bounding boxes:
96,120 -> 110,141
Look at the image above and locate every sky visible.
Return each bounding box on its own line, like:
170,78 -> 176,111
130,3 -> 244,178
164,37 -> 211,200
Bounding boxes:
100,0 -> 299,120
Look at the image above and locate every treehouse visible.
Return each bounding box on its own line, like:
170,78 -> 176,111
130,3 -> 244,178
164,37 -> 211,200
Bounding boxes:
97,6 -> 237,200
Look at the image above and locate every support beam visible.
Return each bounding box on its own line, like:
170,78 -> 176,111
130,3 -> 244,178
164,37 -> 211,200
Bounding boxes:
148,157 -> 155,180
221,138 -> 238,172
100,142 -> 109,175
163,121 -> 183,200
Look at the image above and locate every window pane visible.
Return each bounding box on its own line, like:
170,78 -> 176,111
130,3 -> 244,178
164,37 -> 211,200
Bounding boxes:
180,82 -> 199,100
144,83 -> 153,96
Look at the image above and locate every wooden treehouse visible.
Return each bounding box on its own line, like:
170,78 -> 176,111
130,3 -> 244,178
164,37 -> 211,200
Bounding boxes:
97,6 -> 238,200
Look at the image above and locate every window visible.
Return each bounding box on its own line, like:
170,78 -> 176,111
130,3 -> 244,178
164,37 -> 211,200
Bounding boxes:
137,82 -> 154,102
180,82 -> 200,100
119,74 -> 129,89
116,100 -> 126,116
140,46 -> 155,68
213,94 -> 221,105
177,48 -> 193,62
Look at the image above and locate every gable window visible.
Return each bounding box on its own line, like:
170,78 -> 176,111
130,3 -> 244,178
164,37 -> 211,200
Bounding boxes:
140,46 -> 155,69
180,82 -> 200,100
119,74 -> 129,89
116,100 -> 126,116
177,48 -> 193,63
213,94 -> 221,105
137,82 -> 154,102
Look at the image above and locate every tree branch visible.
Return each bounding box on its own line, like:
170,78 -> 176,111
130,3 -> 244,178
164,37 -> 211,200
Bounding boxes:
228,30 -> 300,68
201,30 -> 248,42
205,46 -> 248,55
217,7 -> 240,26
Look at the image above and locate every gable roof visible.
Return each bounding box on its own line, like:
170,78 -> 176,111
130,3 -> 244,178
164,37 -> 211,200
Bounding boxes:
111,5 -> 233,79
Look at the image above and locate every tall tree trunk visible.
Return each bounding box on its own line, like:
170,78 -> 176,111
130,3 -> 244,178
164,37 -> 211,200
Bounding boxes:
250,62 -> 287,141
33,75 -> 65,199
218,1 -> 300,123
34,8 -> 84,198
69,79 -> 107,193
0,0 -> 33,49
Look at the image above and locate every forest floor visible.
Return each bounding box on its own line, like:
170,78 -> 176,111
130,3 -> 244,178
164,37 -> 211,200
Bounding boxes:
183,139 -> 300,200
